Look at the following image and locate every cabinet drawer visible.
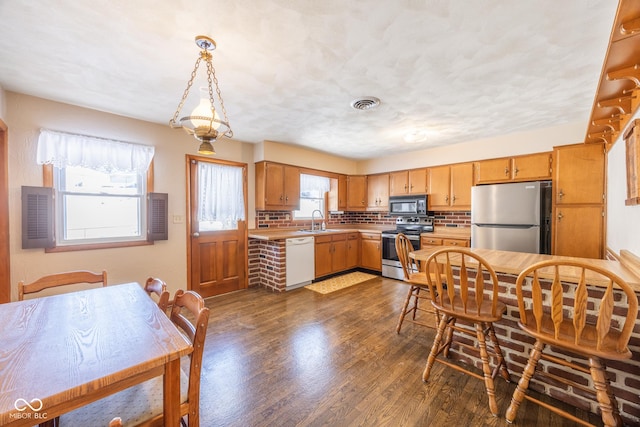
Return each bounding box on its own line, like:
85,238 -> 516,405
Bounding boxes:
421,237 -> 443,246
360,232 -> 380,241
314,235 -> 332,244
442,238 -> 469,247
347,233 -> 359,240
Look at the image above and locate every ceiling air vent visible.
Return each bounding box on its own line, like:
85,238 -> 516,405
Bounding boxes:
350,96 -> 381,111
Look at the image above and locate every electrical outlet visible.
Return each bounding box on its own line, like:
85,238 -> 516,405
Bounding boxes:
265,214 -> 270,221
285,214 -> 290,220
172,215 -> 184,224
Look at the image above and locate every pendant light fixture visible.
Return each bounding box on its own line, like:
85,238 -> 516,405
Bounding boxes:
169,35 -> 233,155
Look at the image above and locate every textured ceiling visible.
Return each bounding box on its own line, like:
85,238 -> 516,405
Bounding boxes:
0,1 -> 618,159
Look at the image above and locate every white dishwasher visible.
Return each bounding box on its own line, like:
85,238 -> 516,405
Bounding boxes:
285,236 -> 315,290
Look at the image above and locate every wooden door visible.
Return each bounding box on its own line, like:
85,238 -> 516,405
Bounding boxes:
0,120 -> 9,303
513,152 -> 552,181
347,175 -> 367,210
428,165 -> 451,209
475,158 -> 512,184
450,163 -> 474,209
346,233 -> 359,269
408,168 -> 428,194
389,171 -> 409,196
314,236 -> 333,278
554,143 -> 605,205
553,205 -> 603,258
283,165 -> 300,209
187,156 -> 248,298
264,163 -> 284,207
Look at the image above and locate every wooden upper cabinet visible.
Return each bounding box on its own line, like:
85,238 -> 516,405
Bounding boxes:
255,162 -> 300,210
328,174 -> 348,212
554,143 -> 605,205
367,173 -> 389,211
553,205 -> 604,259
428,163 -> 473,211
475,152 -> 552,184
389,168 -> 427,195
347,175 -> 367,210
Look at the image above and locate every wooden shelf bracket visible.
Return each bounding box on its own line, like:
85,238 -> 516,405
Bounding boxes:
607,64 -> 640,86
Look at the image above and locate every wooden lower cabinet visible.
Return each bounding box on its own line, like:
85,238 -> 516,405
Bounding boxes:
360,232 -> 381,271
421,236 -> 470,248
346,233 -> 359,269
314,234 -> 348,278
553,205 -> 604,259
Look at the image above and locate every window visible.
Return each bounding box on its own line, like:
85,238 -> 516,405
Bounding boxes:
54,166 -> 146,244
34,129 -> 157,249
197,162 -> 246,231
294,174 -> 330,219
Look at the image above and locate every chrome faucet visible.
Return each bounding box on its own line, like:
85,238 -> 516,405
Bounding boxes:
311,209 -> 324,231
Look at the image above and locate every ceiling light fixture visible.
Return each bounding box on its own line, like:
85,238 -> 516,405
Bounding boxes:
170,35 -> 233,155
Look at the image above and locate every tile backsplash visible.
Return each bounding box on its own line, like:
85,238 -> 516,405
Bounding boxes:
255,210 -> 470,228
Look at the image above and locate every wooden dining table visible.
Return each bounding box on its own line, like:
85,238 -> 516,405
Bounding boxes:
0,282 -> 192,426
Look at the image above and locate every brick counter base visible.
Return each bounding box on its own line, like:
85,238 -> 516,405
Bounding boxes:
441,268 -> 640,425
248,238 -> 287,292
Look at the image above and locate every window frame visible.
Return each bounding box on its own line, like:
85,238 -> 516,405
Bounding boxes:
293,173 -> 330,220
43,162 -> 155,252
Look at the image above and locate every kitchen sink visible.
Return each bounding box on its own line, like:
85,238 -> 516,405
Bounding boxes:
295,228 -> 340,233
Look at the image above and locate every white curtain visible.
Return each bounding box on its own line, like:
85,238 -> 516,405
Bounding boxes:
37,129 -> 154,173
198,162 -> 245,229
300,173 -> 330,197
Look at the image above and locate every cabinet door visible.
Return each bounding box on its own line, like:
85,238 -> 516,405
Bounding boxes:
360,235 -> 381,271
283,165 -> 300,208
389,171 -> 409,196
554,144 -> 605,205
264,163 -> 285,206
428,165 -> 451,209
367,173 -> 389,210
450,163 -> 473,209
347,175 -> 367,210
408,168 -> 428,194
513,152 -> 552,182
475,158 -> 512,184
338,175 -> 347,210
346,233 -> 359,269
553,205 -> 603,258
332,235 -> 348,273
314,237 -> 333,278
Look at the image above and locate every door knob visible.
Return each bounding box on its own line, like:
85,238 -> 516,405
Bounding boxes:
192,232 -> 200,237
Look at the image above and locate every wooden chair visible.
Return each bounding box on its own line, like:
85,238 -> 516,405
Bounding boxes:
421,248 -> 510,416
144,277 -> 170,313
60,289 -> 210,427
505,260 -> 638,427
109,417 -> 123,427
18,270 -> 107,300
395,233 -> 439,333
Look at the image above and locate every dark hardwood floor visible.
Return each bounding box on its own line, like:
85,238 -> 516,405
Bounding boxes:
199,275 -> 602,426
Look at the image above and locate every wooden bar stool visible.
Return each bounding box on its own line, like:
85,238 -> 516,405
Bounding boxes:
395,233 -> 439,333
421,248 -> 510,416
506,260 -> 638,427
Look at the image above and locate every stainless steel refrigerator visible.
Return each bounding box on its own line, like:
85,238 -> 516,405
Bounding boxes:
471,181 -> 551,254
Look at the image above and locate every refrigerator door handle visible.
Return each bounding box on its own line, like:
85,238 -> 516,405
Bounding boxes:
474,224 -> 537,229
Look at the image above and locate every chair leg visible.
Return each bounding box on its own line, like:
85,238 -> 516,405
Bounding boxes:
442,317 -> 455,358
505,339 -> 545,423
422,314 -> 449,382
475,322 -> 499,416
396,285 -> 415,334
485,322 -> 511,383
411,287 -> 420,320
590,357 -> 623,427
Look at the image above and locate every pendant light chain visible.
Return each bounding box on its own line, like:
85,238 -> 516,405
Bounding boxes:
170,56 -> 203,126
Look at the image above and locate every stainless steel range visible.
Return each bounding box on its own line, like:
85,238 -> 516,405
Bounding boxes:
381,216 -> 434,280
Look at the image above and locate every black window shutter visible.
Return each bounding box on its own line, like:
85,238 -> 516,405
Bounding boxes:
147,192 -> 168,241
22,186 -> 55,249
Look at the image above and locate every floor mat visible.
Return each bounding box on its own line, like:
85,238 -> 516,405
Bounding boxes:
304,271 -> 378,294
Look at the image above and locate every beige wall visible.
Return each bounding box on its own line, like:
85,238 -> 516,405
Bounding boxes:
359,121 -> 585,174
5,92 -> 255,300
0,85 -> 6,119
255,140 -> 358,175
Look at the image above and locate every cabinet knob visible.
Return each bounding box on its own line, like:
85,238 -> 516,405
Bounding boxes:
557,212 -> 564,221
452,195 -> 457,203
404,184 -> 408,191
514,167 -> 519,176
445,195 -> 449,203
285,195 -> 289,202
558,189 -> 564,200
504,167 -> 509,176
280,194 -> 284,201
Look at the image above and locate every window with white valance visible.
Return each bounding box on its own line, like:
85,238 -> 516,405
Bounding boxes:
37,129 -> 154,173
294,173 -> 330,219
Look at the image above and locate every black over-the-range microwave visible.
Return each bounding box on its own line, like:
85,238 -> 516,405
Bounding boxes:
388,194 -> 428,217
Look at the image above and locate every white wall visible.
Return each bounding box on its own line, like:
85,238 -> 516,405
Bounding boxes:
359,121 -> 585,174
5,92 -> 255,300
0,85 -> 6,119
606,132 -> 640,256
